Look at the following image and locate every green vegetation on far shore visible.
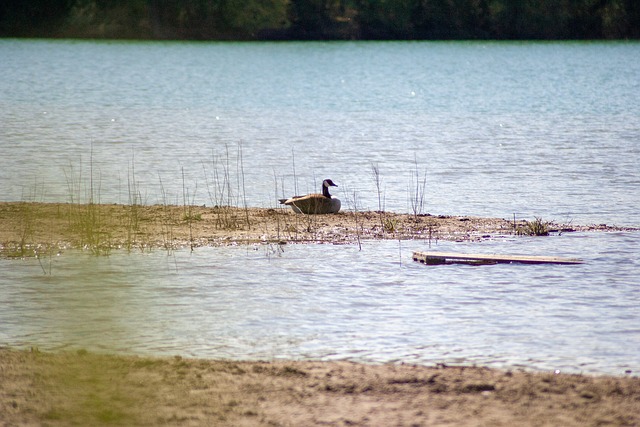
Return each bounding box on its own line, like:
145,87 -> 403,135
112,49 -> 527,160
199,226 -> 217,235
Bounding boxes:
1,0 -> 639,41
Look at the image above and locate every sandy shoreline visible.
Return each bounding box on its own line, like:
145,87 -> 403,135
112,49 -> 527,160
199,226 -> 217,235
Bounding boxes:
1,348 -> 639,427
2,202 -> 639,425
0,202 -> 634,256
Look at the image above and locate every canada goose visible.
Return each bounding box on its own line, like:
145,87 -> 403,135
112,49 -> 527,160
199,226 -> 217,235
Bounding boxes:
278,179 -> 341,214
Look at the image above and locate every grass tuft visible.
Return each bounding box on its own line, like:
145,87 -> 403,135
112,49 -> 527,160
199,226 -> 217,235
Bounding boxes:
517,217 -> 550,236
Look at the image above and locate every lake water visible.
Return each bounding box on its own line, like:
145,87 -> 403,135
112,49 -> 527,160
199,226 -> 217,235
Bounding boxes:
1,233 -> 639,375
1,39 -> 639,375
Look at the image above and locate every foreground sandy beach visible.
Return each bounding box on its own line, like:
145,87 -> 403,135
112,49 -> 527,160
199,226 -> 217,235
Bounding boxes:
2,202 -> 638,426
1,348 -> 639,427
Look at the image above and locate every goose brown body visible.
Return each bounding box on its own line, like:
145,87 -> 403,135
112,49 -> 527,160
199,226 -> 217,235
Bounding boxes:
278,179 -> 341,214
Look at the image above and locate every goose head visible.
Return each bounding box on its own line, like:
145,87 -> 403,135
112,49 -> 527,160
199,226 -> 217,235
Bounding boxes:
322,179 -> 338,198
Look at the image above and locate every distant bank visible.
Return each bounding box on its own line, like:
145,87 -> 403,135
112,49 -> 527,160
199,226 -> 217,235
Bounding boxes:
1,0 -> 639,41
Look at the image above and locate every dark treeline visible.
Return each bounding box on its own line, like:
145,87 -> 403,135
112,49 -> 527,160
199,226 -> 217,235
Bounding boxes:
1,0 -> 638,40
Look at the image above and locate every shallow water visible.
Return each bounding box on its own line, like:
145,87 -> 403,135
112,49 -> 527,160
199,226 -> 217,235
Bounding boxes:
1,40 -> 639,375
1,232 -> 638,375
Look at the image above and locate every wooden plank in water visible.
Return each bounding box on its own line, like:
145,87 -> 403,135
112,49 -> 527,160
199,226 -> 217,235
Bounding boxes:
412,251 -> 584,265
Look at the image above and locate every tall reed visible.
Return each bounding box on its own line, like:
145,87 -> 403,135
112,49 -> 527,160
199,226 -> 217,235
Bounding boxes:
158,174 -> 176,253
409,154 -> 427,220
272,171 -> 300,242
370,162 -> 385,232
123,153 -> 146,252
16,201 -> 36,257
342,185 -> 362,251
62,149 -> 111,255
181,166 -> 201,251
203,143 -> 251,231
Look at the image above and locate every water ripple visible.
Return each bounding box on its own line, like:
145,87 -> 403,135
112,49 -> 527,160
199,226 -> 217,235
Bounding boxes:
1,232 -> 638,375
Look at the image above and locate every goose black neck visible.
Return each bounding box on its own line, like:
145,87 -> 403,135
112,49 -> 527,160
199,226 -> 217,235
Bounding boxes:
322,185 -> 332,198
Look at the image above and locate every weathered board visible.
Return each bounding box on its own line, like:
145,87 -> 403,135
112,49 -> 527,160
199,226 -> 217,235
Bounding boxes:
412,251 -> 584,265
